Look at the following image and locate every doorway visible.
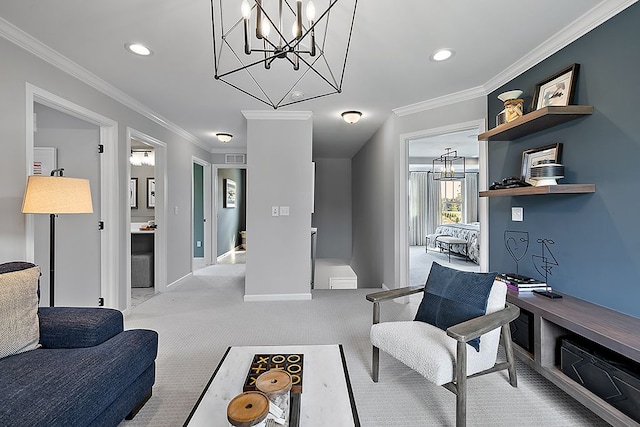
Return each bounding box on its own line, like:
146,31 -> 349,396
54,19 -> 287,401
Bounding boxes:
213,166 -> 247,265
192,157 -> 211,271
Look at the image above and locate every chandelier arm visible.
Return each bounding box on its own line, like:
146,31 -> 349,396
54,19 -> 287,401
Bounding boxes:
295,52 -> 340,91
337,0 -> 358,88
218,78 -> 277,108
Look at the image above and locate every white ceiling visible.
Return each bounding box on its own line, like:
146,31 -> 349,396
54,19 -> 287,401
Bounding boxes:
1,0 -> 629,158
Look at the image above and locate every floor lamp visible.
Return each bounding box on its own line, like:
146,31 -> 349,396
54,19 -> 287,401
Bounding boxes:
21,169 -> 93,307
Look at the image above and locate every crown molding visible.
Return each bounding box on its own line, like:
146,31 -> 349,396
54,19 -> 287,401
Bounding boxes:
242,110 -> 313,120
0,16 -> 209,152
484,0 -> 638,93
392,86 -> 486,117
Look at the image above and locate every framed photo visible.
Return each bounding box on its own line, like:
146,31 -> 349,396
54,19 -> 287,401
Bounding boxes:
521,143 -> 563,185
147,177 -> 155,209
130,178 -> 138,208
533,63 -> 580,110
224,178 -> 236,208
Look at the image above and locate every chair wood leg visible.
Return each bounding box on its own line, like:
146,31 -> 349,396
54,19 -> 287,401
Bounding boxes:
455,341 -> 467,427
501,324 -> 518,387
372,345 -> 379,382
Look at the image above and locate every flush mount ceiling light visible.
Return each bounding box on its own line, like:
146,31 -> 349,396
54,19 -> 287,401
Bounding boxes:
125,43 -> 153,56
216,133 -> 233,143
210,0 -> 358,109
432,147 -> 465,180
430,48 -> 455,62
341,110 -> 362,124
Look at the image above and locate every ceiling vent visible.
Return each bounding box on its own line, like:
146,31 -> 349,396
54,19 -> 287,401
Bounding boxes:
225,154 -> 246,164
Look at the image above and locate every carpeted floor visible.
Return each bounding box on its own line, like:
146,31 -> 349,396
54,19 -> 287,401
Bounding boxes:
122,263 -> 607,427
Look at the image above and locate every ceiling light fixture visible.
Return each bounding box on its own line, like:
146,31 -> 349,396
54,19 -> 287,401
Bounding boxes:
430,48 -> 454,62
216,133 -> 233,143
341,110 -> 362,124
130,149 -> 155,166
432,148 -> 465,180
125,43 -> 153,56
210,0 -> 358,109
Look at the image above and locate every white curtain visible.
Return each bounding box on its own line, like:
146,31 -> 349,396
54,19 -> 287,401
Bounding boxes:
409,172 -> 428,246
464,173 -> 479,223
426,172 -> 441,237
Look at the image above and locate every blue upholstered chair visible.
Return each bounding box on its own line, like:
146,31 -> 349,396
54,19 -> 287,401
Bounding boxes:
367,263 -> 519,427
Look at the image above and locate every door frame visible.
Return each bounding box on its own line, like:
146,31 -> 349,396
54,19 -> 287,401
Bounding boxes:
25,83 -> 119,308
192,156 -> 212,269
211,164 -> 248,265
126,127 -> 168,309
397,119 -> 489,287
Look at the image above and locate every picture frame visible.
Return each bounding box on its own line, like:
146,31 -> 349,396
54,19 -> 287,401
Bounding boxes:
147,177 -> 155,209
521,143 -> 563,185
130,178 -> 138,208
532,63 -> 580,110
224,178 -> 236,208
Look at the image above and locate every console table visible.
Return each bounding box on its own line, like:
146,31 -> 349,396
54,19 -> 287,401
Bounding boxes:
507,290 -> 640,426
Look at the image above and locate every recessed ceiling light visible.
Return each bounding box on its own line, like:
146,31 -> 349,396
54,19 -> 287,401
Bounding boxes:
125,43 -> 153,56
430,48 -> 455,62
290,91 -> 305,101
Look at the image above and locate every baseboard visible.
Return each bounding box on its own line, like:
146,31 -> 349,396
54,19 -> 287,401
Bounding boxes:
167,272 -> 193,289
244,293 -> 312,302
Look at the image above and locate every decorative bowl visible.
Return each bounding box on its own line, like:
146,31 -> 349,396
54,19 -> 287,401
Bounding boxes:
498,90 -> 523,102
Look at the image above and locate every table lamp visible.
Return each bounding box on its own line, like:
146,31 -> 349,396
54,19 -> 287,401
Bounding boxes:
21,169 -> 93,306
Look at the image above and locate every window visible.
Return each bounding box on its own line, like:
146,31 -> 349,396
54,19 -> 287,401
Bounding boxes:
440,180 -> 462,224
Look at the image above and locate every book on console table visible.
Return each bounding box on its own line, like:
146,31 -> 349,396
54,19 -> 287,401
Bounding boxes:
498,273 -> 548,291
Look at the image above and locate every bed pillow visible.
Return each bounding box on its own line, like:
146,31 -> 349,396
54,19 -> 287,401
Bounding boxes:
414,262 -> 497,351
0,265 -> 41,359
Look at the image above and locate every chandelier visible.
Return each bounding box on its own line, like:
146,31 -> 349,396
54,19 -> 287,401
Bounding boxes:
432,148 -> 465,181
130,149 -> 155,167
210,0 -> 358,109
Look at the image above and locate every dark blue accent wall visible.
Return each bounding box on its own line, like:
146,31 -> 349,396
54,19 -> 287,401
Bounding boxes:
488,3 -> 640,318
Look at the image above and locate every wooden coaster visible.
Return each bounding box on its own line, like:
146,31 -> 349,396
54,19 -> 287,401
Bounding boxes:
256,370 -> 292,395
227,391 -> 269,427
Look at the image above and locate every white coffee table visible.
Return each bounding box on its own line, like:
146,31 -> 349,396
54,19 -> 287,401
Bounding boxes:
184,344 -> 360,427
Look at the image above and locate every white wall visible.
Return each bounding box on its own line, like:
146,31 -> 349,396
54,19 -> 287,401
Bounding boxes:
244,111 -> 313,300
0,35 -> 210,309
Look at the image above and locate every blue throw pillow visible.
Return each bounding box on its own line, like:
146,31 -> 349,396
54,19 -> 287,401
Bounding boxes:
414,263 -> 497,351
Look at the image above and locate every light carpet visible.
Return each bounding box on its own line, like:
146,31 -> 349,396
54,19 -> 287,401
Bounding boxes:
122,263 -> 607,427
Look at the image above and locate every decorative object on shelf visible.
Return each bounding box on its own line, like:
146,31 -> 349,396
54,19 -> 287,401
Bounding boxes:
531,238 -> 562,299
530,160 -> 565,186
146,178 -> 155,209
130,178 -> 138,209
210,0 -> 358,109
216,133 -> 233,143
21,169 -> 94,307
496,109 -> 507,126
341,110 -> 362,124
504,230 -> 529,274
130,149 -> 155,166
498,90 -> 525,123
224,178 -> 237,208
533,63 -> 580,110
520,143 -> 563,185
432,148 -> 465,180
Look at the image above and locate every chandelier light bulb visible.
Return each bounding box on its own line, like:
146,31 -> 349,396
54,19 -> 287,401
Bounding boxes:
306,1 -> 316,22
292,22 -> 298,38
261,19 -> 271,37
241,0 -> 251,19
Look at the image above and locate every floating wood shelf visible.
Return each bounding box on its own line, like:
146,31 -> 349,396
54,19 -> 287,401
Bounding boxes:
478,105 -> 593,141
479,184 -> 595,197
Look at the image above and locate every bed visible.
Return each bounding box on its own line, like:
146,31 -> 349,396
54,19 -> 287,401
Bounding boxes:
429,222 -> 480,264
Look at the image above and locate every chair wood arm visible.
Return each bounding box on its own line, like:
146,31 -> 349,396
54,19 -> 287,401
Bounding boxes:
366,286 -> 424,303
446,303 -> 520,343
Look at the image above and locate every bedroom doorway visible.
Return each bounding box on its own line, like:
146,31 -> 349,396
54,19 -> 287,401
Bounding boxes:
402,121 -> 488,286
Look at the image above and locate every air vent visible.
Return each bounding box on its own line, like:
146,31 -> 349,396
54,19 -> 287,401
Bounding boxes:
225,154 -> 246,164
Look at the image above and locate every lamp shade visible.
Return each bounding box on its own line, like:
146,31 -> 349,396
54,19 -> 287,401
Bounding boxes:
22,176 -> 93,214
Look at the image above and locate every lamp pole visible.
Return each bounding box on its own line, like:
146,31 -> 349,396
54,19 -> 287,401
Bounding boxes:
48,168 -> 64,307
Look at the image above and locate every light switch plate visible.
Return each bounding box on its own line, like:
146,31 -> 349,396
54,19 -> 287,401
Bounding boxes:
271,206 -> 279,216
512,207 -> 523,222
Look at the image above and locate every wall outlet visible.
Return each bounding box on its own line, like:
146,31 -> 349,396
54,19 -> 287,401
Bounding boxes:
512,207 -> 523,222
280,206 -> 290,216
271,206 -> 279,216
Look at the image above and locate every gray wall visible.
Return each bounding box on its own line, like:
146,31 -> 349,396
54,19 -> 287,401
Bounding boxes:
245,113 -> 313,299
33,104 -> 101,307
217,168 -> 246,256
312,158 -> 352,260
487,3 -> 640,318
131,164 -> 155,222
0,35 -> 210,309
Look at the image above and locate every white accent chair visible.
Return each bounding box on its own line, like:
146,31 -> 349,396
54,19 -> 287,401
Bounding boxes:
367,280 -> 519,427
